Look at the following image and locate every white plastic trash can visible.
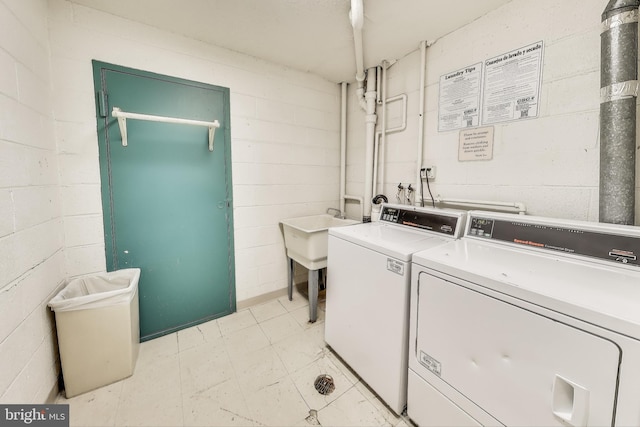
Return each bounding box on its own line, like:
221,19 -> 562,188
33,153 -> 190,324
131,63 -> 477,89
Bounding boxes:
48,268 -> 141,398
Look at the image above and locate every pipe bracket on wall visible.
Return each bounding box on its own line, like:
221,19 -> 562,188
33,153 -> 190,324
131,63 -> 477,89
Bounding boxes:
111,107 -> 221,151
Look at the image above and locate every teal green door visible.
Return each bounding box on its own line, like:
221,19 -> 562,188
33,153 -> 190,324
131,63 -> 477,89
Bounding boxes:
93,61 -> 235,341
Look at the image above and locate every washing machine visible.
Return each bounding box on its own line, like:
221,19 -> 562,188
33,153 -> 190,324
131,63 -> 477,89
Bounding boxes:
325,203 -> 466,414
408,211 -> 640,426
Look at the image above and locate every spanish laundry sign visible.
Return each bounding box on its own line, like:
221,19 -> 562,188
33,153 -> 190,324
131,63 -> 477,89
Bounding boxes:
438,41 -> 544,131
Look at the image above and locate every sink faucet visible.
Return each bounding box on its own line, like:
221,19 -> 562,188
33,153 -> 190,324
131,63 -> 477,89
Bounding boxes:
326,208 -> 343,218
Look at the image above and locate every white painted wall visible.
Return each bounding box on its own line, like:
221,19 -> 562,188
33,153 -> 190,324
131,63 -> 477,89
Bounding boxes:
0,0 -> 65,404
346,0 -> 640,224
47,0 -> 341,303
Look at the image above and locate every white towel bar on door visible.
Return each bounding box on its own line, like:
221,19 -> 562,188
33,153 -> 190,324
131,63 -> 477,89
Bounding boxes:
111,107 -> 221,151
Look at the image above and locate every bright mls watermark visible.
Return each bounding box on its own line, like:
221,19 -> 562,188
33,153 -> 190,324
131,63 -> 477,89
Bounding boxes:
0,405 -> 68,427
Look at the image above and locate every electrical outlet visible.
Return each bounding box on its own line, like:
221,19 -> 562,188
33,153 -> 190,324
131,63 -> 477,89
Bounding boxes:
425,166 -> 436,180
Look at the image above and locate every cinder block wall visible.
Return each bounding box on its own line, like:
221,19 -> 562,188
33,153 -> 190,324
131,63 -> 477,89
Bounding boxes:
1,0 -> 341,403
346,0 -> 637,222
0,0 -> 65,404
47,0 -> 341,303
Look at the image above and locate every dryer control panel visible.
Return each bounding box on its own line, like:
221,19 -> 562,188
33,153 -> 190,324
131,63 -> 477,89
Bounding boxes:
380,205 -> 464,237
467,212 -> 640,267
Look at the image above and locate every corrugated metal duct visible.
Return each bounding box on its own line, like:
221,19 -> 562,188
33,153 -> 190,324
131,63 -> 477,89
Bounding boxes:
600,0 -> 639,225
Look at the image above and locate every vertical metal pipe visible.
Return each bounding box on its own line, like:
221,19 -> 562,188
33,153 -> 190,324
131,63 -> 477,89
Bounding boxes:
363,67 -> 378,222
339,82 -> 347,217
600,0 -> 639,225
374,60 -> 389,196
415,41 -> 427,206
350,0 -> 365,83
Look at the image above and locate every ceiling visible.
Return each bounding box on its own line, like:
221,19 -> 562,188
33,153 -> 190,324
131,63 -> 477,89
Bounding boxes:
68,0 -> 512,83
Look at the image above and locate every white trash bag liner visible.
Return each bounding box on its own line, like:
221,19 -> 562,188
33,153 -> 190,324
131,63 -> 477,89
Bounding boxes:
49,268 -> 140,312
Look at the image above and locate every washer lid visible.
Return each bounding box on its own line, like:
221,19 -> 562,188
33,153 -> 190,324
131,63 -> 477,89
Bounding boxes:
329,222 -> 452,261
413,238 -> 640,340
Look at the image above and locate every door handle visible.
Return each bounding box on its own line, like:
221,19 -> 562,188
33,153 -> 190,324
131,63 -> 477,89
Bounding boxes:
552,374 -> 590,426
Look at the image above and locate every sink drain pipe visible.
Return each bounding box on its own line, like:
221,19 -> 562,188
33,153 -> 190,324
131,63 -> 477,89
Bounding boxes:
600,0 -> 639,225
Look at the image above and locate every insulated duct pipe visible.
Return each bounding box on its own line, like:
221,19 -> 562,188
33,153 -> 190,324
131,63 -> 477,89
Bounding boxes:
600,0 -> 639,225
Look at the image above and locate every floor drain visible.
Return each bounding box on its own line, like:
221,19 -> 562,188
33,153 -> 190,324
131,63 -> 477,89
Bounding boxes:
314,374 -> 335,395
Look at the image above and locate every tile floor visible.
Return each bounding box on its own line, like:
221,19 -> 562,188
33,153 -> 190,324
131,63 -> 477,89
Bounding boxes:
56,289 -> 412,427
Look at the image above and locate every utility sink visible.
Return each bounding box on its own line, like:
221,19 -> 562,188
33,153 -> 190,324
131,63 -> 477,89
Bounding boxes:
280,214 -> 358,323
280,214 -> 358,270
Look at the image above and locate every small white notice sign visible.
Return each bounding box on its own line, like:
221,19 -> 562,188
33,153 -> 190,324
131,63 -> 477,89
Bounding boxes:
459,126 -> 494,161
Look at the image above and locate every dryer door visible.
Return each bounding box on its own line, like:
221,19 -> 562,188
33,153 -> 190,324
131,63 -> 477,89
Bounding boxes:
414,272 -> 620,427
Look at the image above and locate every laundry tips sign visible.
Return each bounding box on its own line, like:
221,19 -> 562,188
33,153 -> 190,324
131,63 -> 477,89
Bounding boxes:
438,63 -> 482,132
438,41 -> 544,131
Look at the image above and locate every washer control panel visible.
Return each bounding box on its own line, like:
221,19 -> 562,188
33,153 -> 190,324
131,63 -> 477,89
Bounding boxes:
468,213 -> 640,267
380,207 -> 401,223
469,217 -> 495,238
380,205 -> 463,237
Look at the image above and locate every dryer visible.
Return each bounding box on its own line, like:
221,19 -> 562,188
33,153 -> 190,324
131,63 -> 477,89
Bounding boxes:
408,211 -> 640,426
325,203 -> 466,414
